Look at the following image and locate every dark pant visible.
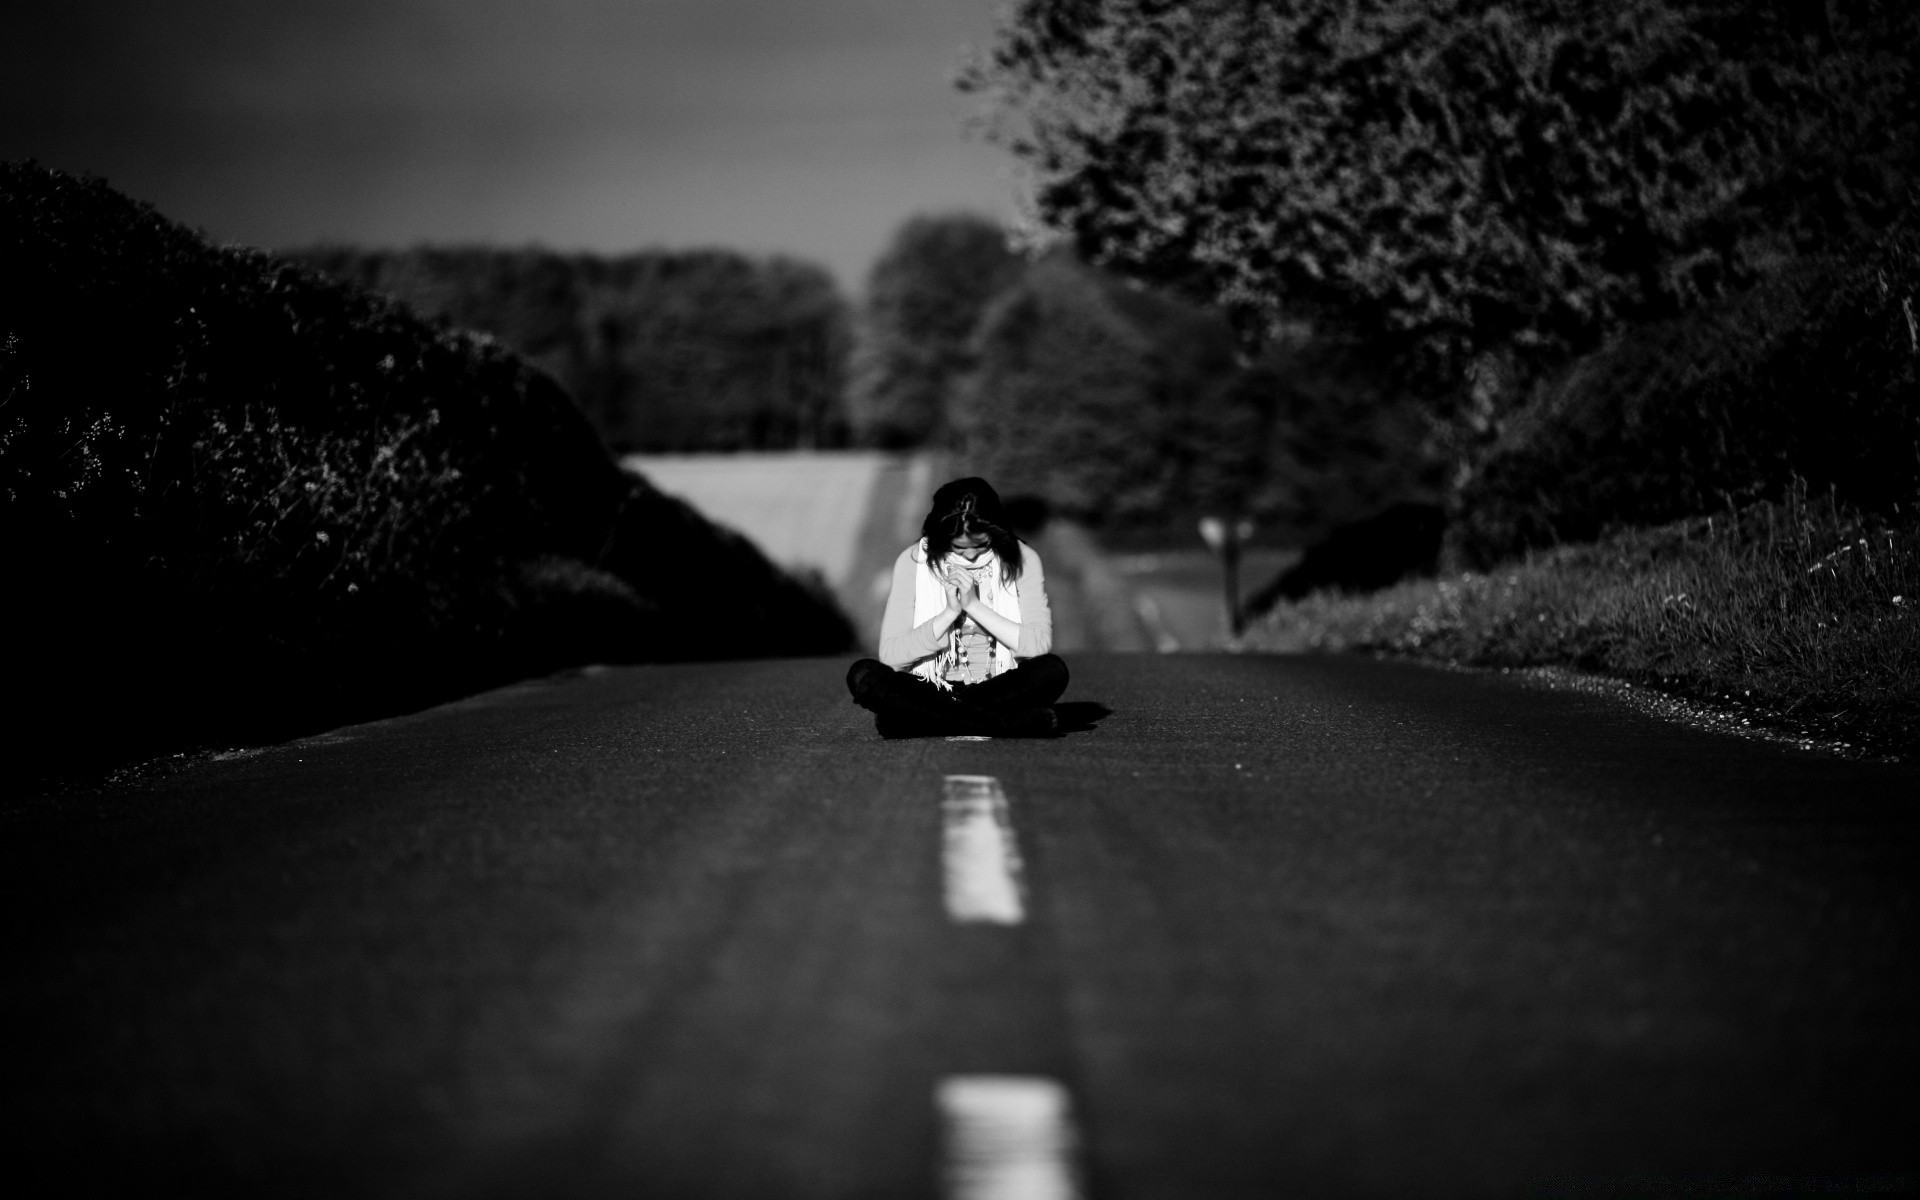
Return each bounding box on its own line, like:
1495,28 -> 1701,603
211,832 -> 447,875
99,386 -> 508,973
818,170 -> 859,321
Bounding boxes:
846,655 -> 1069,735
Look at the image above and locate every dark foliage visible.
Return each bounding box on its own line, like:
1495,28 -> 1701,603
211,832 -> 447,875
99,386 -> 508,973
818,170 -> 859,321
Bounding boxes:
291,244 -> 853,454
1239,337 -> 1446,542
1249,487 -> 1920,756
1002,493 -> 1053,538
960,0 -> 1918,566
850,213 -> 1025,447
597,485 -> 856,662
966,0 -> 1919,400
952,250 -> 1250,529
1245,502 -> 1447,612
1453,226 -> 1920,566
951,247 -> 1439,539
1,163 -> 852,777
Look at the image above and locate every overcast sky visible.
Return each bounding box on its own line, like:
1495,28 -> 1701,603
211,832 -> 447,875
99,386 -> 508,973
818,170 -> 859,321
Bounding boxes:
1,0 -> 1019,289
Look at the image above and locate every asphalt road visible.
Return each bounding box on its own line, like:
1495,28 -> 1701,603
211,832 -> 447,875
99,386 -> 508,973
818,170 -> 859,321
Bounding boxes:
5,654 -> 1915,1198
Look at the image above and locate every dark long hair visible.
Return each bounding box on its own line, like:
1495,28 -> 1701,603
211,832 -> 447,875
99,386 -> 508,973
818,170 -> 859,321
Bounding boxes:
922,476 -> 1024,586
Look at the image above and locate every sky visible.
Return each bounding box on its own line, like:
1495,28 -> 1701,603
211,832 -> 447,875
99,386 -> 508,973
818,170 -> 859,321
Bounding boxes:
1,0 -> 1021,289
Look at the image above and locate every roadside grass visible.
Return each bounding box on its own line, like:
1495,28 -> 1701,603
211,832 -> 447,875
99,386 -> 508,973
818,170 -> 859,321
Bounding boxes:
1242,485 -> 1920,756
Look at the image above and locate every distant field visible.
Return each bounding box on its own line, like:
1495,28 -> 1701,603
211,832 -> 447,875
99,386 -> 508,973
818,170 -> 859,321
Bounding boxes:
624,451 -> 932,651
625,451 -> 892,586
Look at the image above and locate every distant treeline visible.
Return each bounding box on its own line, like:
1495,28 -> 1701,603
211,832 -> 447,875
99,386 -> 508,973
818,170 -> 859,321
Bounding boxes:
1,163 -> 852,778
286,214 -> 1430,543
849,213 -> 1438,543
291,245 -> 851,454
864,208 -> 1920,564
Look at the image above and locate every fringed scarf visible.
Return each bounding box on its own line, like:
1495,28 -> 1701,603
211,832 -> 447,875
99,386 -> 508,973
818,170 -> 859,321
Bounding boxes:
909,537 -> 1020,690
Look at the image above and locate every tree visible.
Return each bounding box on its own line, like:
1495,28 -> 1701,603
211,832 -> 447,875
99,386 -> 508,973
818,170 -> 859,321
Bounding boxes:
1238,337 -> 1445,540
963,0 -> 1920,403
849,213 -> 1025,446
585,251 -> 852,452
951,250 -> 1247,526
292,247 -> 853,453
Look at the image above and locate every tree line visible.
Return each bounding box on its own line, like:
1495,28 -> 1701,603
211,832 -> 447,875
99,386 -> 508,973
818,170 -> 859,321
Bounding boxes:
852,213 -> 1439,542
292,246 -> 852,454
294,215 -> 1411,542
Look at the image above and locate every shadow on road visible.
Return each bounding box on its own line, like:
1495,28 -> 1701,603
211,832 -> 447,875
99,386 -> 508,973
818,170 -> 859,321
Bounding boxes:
1055,701 -> 1113,734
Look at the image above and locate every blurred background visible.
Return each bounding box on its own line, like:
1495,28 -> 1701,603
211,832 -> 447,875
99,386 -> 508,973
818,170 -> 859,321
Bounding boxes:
1,0 -> 1015,286
7,0 -> 1916,762
4,0 -> 1329,652
7,10 -> 1917,1191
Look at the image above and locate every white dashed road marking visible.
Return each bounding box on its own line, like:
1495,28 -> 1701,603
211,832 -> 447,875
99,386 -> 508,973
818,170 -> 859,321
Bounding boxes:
935,780 -> 1082,1196
936,1075 -> 1085,1200
941,775 -> 1026,925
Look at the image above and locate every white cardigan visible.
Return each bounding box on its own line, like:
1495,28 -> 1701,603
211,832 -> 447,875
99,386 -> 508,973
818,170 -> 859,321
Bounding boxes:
876,540 -> 1053,678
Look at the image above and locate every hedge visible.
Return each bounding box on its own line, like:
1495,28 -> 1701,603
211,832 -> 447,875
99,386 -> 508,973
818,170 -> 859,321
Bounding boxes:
2,163 -> 851,777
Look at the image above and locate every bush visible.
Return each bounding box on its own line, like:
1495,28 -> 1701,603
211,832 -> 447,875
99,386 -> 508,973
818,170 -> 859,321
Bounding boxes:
1454,226 -> 1920,566
1244,502 -> 1447,612
1247,484 -> 1920,755
1,163 -> 852,775
1237,337 -> 1445,542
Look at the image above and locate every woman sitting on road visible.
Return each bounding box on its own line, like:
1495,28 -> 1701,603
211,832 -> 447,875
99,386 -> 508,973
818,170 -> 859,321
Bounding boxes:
846,477 -> 1068,738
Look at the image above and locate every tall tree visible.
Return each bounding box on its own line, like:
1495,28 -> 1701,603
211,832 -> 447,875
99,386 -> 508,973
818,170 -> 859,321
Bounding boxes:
964,0 -> 1920,402
849,213 -> 1025,446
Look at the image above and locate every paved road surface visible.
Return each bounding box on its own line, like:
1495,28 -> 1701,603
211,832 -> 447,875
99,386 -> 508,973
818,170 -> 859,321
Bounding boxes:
5,655 -> 1914,1197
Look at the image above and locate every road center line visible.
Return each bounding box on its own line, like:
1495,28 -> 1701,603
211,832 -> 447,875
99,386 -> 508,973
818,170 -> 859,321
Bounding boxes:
936,1075 -> 1085,1200
941,775 -> 1026,925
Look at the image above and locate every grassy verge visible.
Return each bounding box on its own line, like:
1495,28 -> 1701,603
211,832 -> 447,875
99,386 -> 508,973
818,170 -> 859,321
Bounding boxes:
1242,485 -> 1920,756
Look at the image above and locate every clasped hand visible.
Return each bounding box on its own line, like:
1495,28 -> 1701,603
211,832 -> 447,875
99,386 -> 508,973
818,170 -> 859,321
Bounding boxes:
944,569 -> 979,614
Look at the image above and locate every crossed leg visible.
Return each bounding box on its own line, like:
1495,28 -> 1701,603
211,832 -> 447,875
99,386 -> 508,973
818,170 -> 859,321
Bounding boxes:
846,655 -> 1070,737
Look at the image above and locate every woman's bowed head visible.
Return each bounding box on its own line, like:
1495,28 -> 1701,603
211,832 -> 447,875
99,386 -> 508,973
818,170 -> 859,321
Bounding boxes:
847,477 -> 1068,738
